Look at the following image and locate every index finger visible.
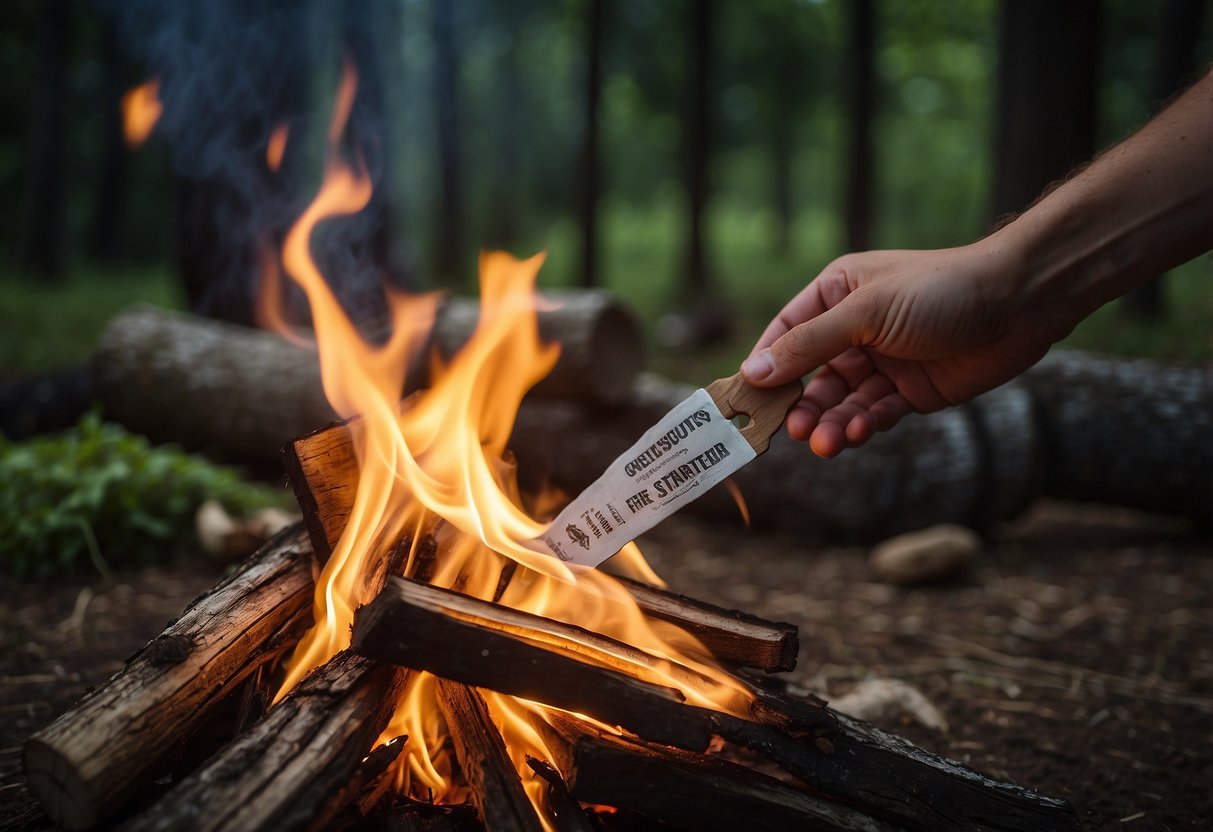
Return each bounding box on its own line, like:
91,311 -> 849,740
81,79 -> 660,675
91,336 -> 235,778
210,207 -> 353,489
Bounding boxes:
750,279 -> 831,355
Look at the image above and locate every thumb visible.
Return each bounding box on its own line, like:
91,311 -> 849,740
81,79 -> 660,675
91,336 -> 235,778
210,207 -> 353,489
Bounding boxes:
740,303 -> 858,386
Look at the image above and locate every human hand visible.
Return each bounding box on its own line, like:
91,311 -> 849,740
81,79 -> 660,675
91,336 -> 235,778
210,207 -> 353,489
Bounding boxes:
740,242 -> 1079,458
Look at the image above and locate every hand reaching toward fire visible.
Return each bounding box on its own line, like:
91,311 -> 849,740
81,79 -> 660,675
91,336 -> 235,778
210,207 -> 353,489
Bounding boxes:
738,244 -> 1069,458
741,68 -> 1213,458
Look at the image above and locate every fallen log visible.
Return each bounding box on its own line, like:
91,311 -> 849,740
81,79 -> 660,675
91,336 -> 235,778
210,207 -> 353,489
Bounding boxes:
23,525 -> 316,830
352,577 -> 715,752
123,651 -> 409,832
434,680 -> 546,832
352,577 -> 1079,832
534,713 -> 897,832
93,296 -> 642,466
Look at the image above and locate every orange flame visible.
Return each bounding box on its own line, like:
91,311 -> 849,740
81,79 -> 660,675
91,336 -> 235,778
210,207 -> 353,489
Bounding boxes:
269,61 -> 750,823
121,79 -> 162,148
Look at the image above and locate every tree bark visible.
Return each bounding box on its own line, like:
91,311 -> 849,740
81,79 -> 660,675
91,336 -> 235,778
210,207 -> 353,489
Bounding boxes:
123,652 -> 410,832
23,526 -> 316,830
434,681 -> 546,832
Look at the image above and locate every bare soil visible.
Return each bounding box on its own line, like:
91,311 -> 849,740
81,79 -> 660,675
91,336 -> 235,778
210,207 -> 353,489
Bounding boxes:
2,499 -> 1210,830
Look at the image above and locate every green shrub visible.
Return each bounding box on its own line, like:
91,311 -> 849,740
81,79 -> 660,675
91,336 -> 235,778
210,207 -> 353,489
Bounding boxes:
0,412 -> 288,579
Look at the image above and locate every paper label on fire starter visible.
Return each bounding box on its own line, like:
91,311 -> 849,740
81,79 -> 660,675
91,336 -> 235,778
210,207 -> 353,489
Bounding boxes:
534,388 -> 755,568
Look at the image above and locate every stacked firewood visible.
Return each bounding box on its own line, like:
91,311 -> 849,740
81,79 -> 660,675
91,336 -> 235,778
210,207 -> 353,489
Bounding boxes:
23,514 -> 1079,831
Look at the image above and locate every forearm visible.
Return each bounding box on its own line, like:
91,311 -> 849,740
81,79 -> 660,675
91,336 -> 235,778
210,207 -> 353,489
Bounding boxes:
986,69 -> 1213,323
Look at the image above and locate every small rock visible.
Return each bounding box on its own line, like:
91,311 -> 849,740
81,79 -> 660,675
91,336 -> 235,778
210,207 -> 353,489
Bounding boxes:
830,678 -> 949,733
869,524 -> 979,586
196,499 -> 300,563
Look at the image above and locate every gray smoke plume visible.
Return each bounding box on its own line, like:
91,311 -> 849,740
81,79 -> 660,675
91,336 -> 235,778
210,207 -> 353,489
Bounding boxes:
106,0 -> 406,328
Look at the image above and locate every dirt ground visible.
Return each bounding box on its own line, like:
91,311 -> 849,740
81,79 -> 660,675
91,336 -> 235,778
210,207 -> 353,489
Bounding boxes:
2,499 -> 1210,830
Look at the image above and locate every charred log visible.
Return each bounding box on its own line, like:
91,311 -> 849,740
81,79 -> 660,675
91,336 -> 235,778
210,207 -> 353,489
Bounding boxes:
23,526 -> 315,829
535,713 -> 898,832
434,680 -> 545,832
123,652 -> 409,832
352,578 -> 1078,832
352,578 -> 713,751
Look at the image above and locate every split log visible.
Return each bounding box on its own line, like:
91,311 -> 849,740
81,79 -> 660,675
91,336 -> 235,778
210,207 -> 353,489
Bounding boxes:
352,578 -> 1079,832
285,419 -> 800,674
94,296 -> 642,465
611,575 -> 797,673
534,713 -> 897,832
434,680 -> 546,832
123,651 -> 409,832
352,577 -> 715,752
23,525 -> 316,830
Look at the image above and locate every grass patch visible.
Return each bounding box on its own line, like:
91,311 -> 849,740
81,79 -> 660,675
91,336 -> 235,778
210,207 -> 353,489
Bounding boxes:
0,264 -> 182,377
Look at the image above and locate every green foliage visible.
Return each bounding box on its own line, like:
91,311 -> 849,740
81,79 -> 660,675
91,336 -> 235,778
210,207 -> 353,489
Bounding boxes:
0,264 -> 182,376
0,412 -> 288,579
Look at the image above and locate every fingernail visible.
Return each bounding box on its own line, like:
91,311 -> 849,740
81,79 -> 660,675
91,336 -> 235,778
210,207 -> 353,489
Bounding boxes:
741,352 -> 774,382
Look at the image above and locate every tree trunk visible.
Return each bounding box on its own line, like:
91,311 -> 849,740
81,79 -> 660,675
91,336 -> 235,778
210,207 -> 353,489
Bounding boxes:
683,0 -> 714,294
123,652 -> 410,832
992,0 -> 1100,222
844,0 -> 875,252
23,526 -> 316,830
1120,0 -> 1207,321
578,0 -> 605,288
18,0 -> 70,280
91,18 -> 128,264
431,0 -> 463,285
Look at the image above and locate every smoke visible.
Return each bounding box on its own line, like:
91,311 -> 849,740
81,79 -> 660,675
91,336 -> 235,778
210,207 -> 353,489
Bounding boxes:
106,0 -> 406,327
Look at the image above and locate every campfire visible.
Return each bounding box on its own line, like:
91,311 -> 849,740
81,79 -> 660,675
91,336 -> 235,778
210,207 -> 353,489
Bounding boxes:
22,69 -> 1081,832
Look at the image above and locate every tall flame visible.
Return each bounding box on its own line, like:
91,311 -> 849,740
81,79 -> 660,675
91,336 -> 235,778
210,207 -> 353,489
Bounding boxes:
269,62 -> 750,823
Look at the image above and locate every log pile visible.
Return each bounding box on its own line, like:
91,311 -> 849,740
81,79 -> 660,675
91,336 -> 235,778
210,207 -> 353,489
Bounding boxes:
21,527 -> 1079,831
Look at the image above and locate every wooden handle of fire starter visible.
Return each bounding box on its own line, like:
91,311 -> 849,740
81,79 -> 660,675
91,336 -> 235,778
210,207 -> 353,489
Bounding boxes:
705,373 -> 803,455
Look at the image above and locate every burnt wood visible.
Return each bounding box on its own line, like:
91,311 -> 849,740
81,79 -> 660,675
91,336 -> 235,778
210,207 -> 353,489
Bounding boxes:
352,577 -> 715,752
23,525 -> 316,830
434,680 -> 545,832
353,578 -> 1079,832
537,713 -> 898,832
124,652 -> 409,832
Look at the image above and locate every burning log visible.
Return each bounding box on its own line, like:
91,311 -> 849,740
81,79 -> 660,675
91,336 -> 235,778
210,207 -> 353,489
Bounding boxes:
434,680 -> 546,832
533,713 -> 899,832
22,525 -> 316,830
93,295 -> 643,465
353,578 -> 714,751
352,577 -> 1079,832
123,651 -> 410,832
